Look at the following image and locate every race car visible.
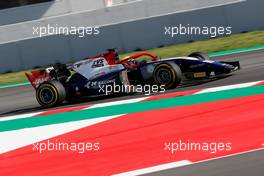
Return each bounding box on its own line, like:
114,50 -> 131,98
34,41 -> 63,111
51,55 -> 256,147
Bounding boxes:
25,49 -> 240,107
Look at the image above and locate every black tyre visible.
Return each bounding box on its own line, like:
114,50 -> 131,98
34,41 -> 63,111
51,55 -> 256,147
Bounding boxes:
153,63 -> 182,89
36,81 -> 66,107
188,52 -> 210,60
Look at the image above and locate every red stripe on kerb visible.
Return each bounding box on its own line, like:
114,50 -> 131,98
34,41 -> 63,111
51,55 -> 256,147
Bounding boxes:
1,94 -> 264,176
37,105 -> 91,116
254,81 -> 264,86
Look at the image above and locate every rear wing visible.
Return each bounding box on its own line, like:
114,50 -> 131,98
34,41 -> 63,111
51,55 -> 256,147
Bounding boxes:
25,69 -> 51,89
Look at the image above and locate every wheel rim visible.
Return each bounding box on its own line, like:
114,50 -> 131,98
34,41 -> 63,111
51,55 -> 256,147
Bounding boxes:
156,68 -> 173,85
39,88 -> 54,104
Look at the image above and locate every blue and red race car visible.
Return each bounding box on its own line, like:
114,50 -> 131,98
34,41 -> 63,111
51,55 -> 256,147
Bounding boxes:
25,49 -> 240,107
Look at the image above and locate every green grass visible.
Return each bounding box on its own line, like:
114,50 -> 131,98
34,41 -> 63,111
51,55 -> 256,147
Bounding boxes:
0,69 -> 36,85
120,30 -> 264,58
1,30 -> 264,85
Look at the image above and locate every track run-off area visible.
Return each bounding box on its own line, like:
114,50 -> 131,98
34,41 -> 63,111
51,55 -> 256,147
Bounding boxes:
0,49 -> 264,176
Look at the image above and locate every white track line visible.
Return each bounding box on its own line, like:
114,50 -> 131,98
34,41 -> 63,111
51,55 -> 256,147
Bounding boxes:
0,112 -> 42,121
114,148 -> 264,176
87,97 -> 149,109
189,147 -> 264,170
0,115 -> 124,154
113,160 -> 192,176
195,81 -> 262,94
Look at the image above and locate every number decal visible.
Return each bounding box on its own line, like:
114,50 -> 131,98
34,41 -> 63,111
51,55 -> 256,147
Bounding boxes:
92,58 -> 104,68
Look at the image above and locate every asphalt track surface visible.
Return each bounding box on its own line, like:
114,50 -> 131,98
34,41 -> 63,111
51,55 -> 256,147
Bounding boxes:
142,149 -> 264,176
0,49 -> 264,175
1,49 -> 264,117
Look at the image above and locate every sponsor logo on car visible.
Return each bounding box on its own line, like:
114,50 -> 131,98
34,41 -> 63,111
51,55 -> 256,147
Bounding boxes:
85,79 -> 115,89
194,72 -> 207,78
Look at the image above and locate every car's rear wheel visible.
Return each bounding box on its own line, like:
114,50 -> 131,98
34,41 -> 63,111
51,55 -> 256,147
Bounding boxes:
188,52 -> 210,60
153,63 -> 182,89
36,81 -> 66,107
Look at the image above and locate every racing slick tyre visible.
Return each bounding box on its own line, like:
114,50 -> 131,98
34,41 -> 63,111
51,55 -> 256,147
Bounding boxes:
36,80 -> 66,107
153,62 -> 182,89
188,52 -> 210,60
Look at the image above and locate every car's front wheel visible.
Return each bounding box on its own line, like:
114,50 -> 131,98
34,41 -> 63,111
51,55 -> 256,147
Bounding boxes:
153,63 -> 182,89
36,81 -> 66,107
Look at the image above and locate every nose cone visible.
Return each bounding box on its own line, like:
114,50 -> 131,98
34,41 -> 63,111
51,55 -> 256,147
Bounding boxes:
225,64 -> 235,70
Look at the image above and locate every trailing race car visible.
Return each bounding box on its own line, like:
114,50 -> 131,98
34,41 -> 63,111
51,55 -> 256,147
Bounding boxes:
25,49 -> 240,107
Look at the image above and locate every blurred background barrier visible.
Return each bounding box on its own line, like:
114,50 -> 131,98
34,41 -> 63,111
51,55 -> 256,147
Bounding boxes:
0,0 -> 263,73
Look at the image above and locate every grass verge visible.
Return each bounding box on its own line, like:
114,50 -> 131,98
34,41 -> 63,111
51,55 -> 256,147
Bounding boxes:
1,30 -> 264,85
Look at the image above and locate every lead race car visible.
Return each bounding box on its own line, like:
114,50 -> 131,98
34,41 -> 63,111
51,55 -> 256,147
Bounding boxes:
26,49 -> 240,107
